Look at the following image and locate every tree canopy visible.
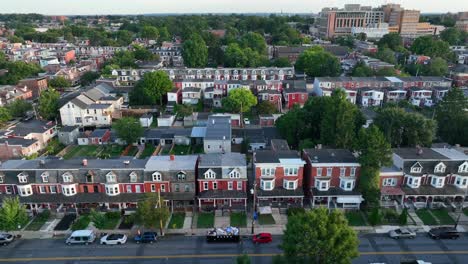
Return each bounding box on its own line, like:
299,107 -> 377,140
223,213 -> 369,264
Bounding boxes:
113,117 -> 144,145
257,100 -> 278,115
377,33 -> 402,51
49,76 -> 71,89
38,88 -> 60,120
0,107 -> 12,126
221,88 -> 257,114
135,193 -> 170,235
410,36 -> 454,61
182,33 -> 208,68
7,99 -> 32,118
281,208 -> 359,264
295,46 -> 341,77
130,71 -> 173,105
0,197 -> 29,232
435,88 -> 468,146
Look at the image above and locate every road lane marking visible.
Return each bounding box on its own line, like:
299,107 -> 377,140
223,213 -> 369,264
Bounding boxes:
2,251 -> 468,262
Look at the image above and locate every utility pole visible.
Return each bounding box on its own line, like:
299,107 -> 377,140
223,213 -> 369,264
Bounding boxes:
157,190 -> 164,236
251,182 -> 257,234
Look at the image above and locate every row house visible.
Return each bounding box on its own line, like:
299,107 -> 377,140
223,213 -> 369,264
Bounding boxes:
3,119 -> 57,152
379,166 -> 405,208
303,148 -> 363,209
203,87 -> 223,108
151,42 -> 183,67
18,77 -> 48,98
0,155 -> 199,212
0,138 -> 40,160
391,147 -> 468,209
449,64 -> 468,87
181,87 -> 202,105
197,153 -> 248,211
59,83 -> 123,127
75,46 -> 128,57
0,85 -> 33,106
384,87 -> 407,103
396,76 -> 452,89
257,90 -> 283,112
254,145 -> 306,208
359,88 -> 384,107
282,80 -> 308,109
408,87 -> 433,107
174,79 -> 214,92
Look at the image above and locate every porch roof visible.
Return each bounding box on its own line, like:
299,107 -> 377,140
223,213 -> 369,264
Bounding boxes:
381,186 -> 405,196
257,188 -> 304,198
311,187 -> 361,197
402,185 -> 466,197
198,190 -> 247,199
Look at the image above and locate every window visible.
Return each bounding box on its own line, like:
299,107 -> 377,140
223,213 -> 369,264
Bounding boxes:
383,178 -> 397,186
86,174 -> 93,183
261,168 -> 275,176
152,172 -> 162,182
350,167 -> 356,177
106,172 -> 117,183
41,172 -> 49,183
229,169 -> 240,178
203,182 -> 209,191
283,179 -> 297,190
151,184 -> 156,192
228,182 -> 233,190
62,172 -> 73,183
185,184 -> 190,192
284,167 -> 298,176
50,186 -> 57,193
105,185 -> 120,196
18,185 -> 33,196
434,163 -> 446,173
316,168 -> 323,176
213,182 -> 218,190
407,176 -> 421,188
5,186 -> 12,194
62,185 -> 77,196
326,168 -> 332,176
260,179 -> 275,191
18,172 -> 28,183
455,176 -> 468,188
237,181 -> 242,190
129,172 -> 137,183
126,185 -> 132,193
39,186 -> 46,194
410,163 -> 422,173
177,172 -> 186,181
458,162 -> 468,173
204,169 -> 216,179
161,184 -> 166,192
340,167 -> 346,177
135,185 -> 141,193
175,184 -> 180,192
340,179 -> 355,191
431,177 -> 444,188
315,179 -> 330,191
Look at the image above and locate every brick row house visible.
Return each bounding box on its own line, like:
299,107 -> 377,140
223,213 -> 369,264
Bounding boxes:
302,148 -> 363,209
197,153 -> 248,211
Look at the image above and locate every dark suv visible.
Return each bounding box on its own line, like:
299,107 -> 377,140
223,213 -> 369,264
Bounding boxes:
428,227 -> 460,239
134,232 -> 157,244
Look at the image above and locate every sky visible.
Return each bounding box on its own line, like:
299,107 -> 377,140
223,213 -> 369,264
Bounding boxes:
1,0 -> 467,15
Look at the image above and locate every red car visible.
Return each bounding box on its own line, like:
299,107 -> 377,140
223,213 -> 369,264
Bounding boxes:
252,233 -> 272,244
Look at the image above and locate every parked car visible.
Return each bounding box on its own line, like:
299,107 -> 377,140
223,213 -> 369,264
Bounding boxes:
428,227 -> 460,239
66,230 -> 96,245
243,118 -> 250,125
388,228 -> 416,239
206,227 -> 240,243
252,233 -> 272,244
100,233 -> 127,245
0,234 -> 14,246
134,232 -> 157,244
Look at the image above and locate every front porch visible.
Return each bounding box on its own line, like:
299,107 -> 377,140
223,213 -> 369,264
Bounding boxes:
380,186 -> 405,208
256,188 -> 304,208
197,190 -> 247,212
402,185 -> 467,210
311,188 -> 363,209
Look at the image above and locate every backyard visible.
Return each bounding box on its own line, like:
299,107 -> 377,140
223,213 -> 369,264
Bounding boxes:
62,145 -> 126,159
170,144 -> 191,155
168,212 -> 185,229
197,212 -> 214,228
139,144 -> 156,159
230,212 -> 247,227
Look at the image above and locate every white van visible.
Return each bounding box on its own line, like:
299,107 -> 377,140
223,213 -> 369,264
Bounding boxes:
66,230 -> 96,245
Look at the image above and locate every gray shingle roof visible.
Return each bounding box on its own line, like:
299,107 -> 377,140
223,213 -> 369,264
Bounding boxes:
303,149 -> 358,163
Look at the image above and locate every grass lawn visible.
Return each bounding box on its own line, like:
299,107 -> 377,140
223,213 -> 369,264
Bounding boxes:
125,146 -> 139,157
101,145 -> 125,157
99,212 -> 121,230
71,215 -> 91,230
192,144 -> 204,154
230,212 -> 247,227
197,212 -> 214,228
431,209 -> 455,225
63,145 -> 126,159
160,146 -> 172,155
26,210 -> 51,231
139,144 -> 156,158
258,214 -> 275,225
416,209 -> 438,225
168,212 -> 185,229
171,145 -> 191,155
345,211 -> 367,226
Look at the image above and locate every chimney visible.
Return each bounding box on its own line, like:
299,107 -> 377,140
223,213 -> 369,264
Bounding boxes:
39,160 -> 45,167
316,144 -> 322,150
123,160 -> 130,166
170,155 -> 175,161
82,159 -> 88,166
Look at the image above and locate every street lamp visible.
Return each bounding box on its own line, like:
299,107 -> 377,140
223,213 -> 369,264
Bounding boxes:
250,182 -> 257,234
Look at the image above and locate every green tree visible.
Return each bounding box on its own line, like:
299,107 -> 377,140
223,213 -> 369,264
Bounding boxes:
257,100 -> 278,115
424,57 -> 448,76
276,105 -> 306,148
89,209 -> 107,229
182,34 -> 208,67
377,33 -> 402,51
0,107 -> 12,125
281,208 -> 359,264
7,99 -> 32,118
0,197 -> 29,232
130,71 -> 173,105
133,45 -> 156,61
115,30 -> 133,46
113,117 -> 144,145
80,71 -> 101,86
375,47 -> 397,65
374,67 -> 397,76
295,46 -> 341,77
435,88 -> 468,146
224,43 -> 247,67
440,27 -> 466,45
158,26 -> 170,41
221,88 -> 257,114
411,36 -> 453,61
141,26 -> 159,39
271,57 -> 291,67
49,76 -> 71,89
351,62 -> 373,77
135,193 -> 170,235
38,88 -> 60,120
240,32 -> 267,54
368,208 -> 382,226
112,50 -> 137,68
174,103 -> 194,117
335,35 -> 355,48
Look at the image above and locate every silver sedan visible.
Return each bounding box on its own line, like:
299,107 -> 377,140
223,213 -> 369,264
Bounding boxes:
388,228 -> 416,239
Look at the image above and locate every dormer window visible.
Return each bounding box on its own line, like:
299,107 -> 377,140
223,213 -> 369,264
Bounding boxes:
106,172 -> 117,183
459,162 -> 468,173
17,172 -> 28,183
0,174 -> 3,183
434,162 -> 446,173
129,172 -> 137,183
229,169 -> 240,178
177,172 -> 186,181
41,172 -> 49,183
204,169 -> 216,179
62,172 -> 73,183
410,162 -> 422,174
152,172 -> 162,181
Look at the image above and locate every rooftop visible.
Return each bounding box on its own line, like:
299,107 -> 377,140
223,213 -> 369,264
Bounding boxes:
145,155 -> 198,171
392,147 -> 448,160
303,148 -> 358,163
199,153 -> 246,167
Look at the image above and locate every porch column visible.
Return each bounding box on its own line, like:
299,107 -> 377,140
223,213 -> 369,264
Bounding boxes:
171,200 -> 174,213
198,199 -> 201,211
229,199 -> 232,207
312,198 -> 315,208
47,203 -> 51,210
118,203 -> 122,210
426,196 -> 429,208
105,203 -> 110,209
300,198 -> 303,207
213,199 -> 216,207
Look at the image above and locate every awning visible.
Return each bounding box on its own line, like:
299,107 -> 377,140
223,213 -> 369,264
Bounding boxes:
337,197 -> 363,204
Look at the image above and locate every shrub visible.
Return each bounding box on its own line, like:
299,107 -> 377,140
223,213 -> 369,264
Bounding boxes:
287,207 -> 306,216
105,211 -> 121,220
37,210 -> 50,221
368,208 -> 382,226
399,208 -> 408,225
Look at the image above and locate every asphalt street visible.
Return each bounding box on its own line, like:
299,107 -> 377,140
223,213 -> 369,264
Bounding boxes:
0,234 -> 467,263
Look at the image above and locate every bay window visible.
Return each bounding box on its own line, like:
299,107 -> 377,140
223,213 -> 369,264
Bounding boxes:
260,179 -> 275,191
340,179 -> 355,191
431,176 -> 445,188
105,184 -> 120,196
17,185 -> 33,197
62,184 -> 77,196
315,179 -> 330,191
455,176 -> 468,188
406,176 -> 421,188
283,179 -> 298,190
